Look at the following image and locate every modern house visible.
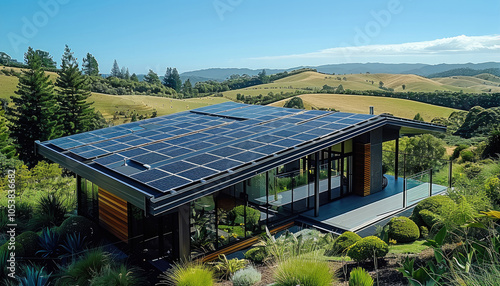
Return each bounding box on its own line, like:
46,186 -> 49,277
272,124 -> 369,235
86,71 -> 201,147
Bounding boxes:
35,102 -> 445,261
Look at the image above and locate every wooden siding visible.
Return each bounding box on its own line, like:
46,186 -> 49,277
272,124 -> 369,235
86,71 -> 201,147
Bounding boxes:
98,188 -> 128,243
354,143 -> 371,197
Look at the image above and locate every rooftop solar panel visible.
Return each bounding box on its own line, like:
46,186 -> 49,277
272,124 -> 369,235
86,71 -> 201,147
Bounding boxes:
78,149 -> 109,159
271,130 -> 299,138
131,152 -> 171,165
230,140 -> 261,150
185,153 -> 220,165
158,160 -> 197,174
337,118 -> 363,125
208,146 -> 244,157
300,121 -> 328,128
94,154 -> 126,166
177,166 -> 218,181
228,151 -> 266,163
71,145 -> 96,154
253,135 -> 282,144
290,133 -> 318,142
131,169 -> 169,183
184,141 -> 214,151
148,175 -> 192,192
273,138 -> 303,148
125,138 -> 154,146
143,142 -> 172,151
204,158 -> 242,171
159,147 -> 193,158
117,148 -> 150,158
304,128 -> 333,137
102,143 -> 130,152
253,144 -> 285,155
204,136 -> 233,145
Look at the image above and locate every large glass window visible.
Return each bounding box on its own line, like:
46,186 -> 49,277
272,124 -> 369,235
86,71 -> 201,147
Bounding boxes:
79,179 -> 98,221
190,195 -> 216,257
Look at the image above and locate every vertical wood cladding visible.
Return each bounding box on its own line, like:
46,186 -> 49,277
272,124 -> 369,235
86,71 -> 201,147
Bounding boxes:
98,188 -> 128,243
354,143 -> 371,197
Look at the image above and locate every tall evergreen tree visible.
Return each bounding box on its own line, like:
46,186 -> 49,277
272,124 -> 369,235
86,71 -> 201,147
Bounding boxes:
35,49 -> 56,68
0,110 -> 16,159
82,53 -> 99,76
125,68 -> 130,80
120,66 -> 127,79
144,69 -> 161,85
163,67 -> 182,92
130,73 -> 139,82
8,47 -> 60,166
110,60 -> 121,78
182,79 -> 193,96
56,45 -> 95,136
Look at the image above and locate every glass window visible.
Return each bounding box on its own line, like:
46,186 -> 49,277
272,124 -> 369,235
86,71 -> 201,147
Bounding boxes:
190,195 -> 216,257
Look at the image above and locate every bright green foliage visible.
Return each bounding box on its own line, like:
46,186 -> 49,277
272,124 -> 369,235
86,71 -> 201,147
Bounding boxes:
56,45 -> 95,136
182,79 -> 193,97
35,49 -> 56,68
460,150 -> 475,162
325,231 -> 362,256
58,215 -> 100,244
349,267 -> 374,286
455,106 -> 500,138
212,254 -> 248,280
244,247 -> 266,263
386,217 -> 420,243
90,264 -> 146,286
158,262 -> 214,286
283,97 -> 305,109
404,134 -> 446,174
347,236 -> 389,262
7,47 -> 61,166
30,193 -> 68,230
60,249 -> 110,286
413,113 -> 424,122
230,205 -> 260,229
410,195 -> 455,227
419,209 -> 442,229
485,177 -> 500,205
0,111 -> 15,159
274,257 -> 335,286
231,266 -> 262,286
452,144 -> 469,160
143,69 -> 161,85
82,53 -> 99,76
419,226 -> 429,239
15,231 -> 39,257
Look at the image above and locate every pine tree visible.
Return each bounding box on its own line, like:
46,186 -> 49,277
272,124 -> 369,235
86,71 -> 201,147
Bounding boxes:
82,53 -> 99,76
125,68 -> 130,80
182,79 -> 193,97
35,50 -> 56,68
172,68 -> 182,92
163,67 -> 182,92
8,47 -> 61,166
130,73 -> 139,82
111,60 -> 121,78
56,45 -> 95,136
144,69 -> 161,85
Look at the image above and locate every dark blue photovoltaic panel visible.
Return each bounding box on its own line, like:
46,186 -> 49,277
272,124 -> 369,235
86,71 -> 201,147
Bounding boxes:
90,140 -> 120,149
125,138 -> 153,146
228,151 -> 266,163
243,126 -> 269,134
304,128 -> 333,137
323,113 -> 353,119
132,152 -> 170,165
94,154 -> 126,166
252,144 -> 285,155
71,145 -> 96,154
159,147 -> 193,158
337,118 -> 363,125
184,141 -> 214,151
255,115 -> 277,121
49,138 -> 72,145
204,158 -> 241,171
177,167 -> 218,180
253,135 -> 282,144
133,130 -> 162,138
117,148 -> 149,158
291,114 -> 317,120
230,140 -> 261,150
322,123 -> 349,130
147,134 -> 173,141
204,127 -> 231,135
113,135 -> 142,143
157,126 -> 180,133
224,130 -> 253,138
185,153 -> 220,165
131,169 -> 169,183
271,130 -> 299,138
288,125 -> 311,133
57,141 -> 85,149
79,149 -> 109,159
166,137 -> 193,146
208,146 -> 244,157
275,118 -> 302,124
260,121 -> 290,128
158,161 -> 197,174
351,114 -> 375,120
102,143 -> 130,152
76,136 -> 103,144
148,175 -> 192,192
169,128 -> 190,135
184,124 -> 207,132
172,122 -> 194,129
273,139 -> 303,148
301,121 -> 328,128
204,136 -> 233,145
143,142 -> 171,151
100,130 -> 131,139
290,133 -> 317,142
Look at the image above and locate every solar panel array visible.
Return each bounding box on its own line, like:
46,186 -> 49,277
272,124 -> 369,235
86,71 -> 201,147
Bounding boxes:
46,102 -> 376,194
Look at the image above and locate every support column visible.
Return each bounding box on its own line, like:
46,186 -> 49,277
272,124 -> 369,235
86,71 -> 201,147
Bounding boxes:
314,151 -> 320,217
76,175 -> 82,214
177,203 -> 190,261
394,137 -> 399,180
448,160 -> 453,189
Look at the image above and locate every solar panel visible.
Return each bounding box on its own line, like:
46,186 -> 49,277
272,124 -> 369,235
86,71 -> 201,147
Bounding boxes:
158,160 -> 197,174
100,130 -> 131,139
300,121 -> 328,128
117,148 -> 150,158
148,175 -> 192,192
244,126 -> 269,133
131,169 -> 169,183
177,166 -> 218,181
184,141 -> 214,151
271,130 -> 299,138
125,138 -> 153,146
134,130 -> 163,138
337,118 -> 363,125
54,140 -> 83,150
224,130 -> 253,138
159,147 -> 193,158
230,140 -> 261,150
204,136 -> 233,145
351,114 -> 375,119
253,135 -> 282,144
290,133 -> 317,142
71,145 -> 96,154
102,143 -> 130,152
304,128 -> 333,137
113,135 -> 142,143
228,151 -> 266,163
185,153 -> 220,165
253,144 -> 285,155
147,133 -> 173,141
131,152 -> 171,165
157,126 -> 180,133
208,146 -> 244,157
273,139 -> 303,148
204,158 -> 241,171
322,123 -> 349,130
79,149 -> 109,159
94,154 -> 126,166
143,142 -> 172,151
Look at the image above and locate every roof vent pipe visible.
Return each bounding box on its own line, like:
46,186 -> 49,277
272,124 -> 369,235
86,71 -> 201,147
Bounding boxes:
369,106 -> 374,115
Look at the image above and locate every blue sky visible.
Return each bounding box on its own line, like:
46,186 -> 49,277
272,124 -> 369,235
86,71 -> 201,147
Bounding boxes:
1,0 -> 499,74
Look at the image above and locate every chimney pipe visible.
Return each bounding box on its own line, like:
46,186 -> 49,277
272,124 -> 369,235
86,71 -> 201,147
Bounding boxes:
369,106 -> 374,115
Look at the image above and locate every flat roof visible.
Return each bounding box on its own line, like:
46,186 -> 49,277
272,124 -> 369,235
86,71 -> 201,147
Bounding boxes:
36,102 -> 446,215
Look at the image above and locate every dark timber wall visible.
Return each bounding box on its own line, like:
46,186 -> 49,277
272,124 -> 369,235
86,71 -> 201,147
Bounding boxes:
99,188 -> 129,243
354,143 -> 371,196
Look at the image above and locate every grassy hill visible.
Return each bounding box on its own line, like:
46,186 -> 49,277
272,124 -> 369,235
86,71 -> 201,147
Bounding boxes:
434,74 -> 500,93
269,93 -> 458,120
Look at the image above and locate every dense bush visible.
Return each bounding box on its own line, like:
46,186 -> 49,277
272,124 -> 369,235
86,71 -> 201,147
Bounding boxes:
410,196 -> 455,227
349,267 -> 374,286
90,264 -> 146,286
325,231 -> 361,256
460,150 -> 475,162
386,217 -> 420,243
419,226 -> 429,239
244,247 -> 266,263
485,177 -> 500,205
419,209 -> 442,229
230,206 -> 260,229
15,231 -> 39,257
231,266 -> 262,286
58,215 -> 100,244
452,144 -> 469,160
347,236 -> 389,262
158,263 -> 214,286
274,257 -> 334,286
59,249 -> 110,286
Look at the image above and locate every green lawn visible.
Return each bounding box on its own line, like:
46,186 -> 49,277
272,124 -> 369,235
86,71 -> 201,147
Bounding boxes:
388,240 -> 429,254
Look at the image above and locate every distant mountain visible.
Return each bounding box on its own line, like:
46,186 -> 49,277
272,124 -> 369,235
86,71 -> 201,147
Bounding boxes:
180,68 -> 286,82
427,67 -> 500,78
403,62 -> 500,76
311,63 -> 429,75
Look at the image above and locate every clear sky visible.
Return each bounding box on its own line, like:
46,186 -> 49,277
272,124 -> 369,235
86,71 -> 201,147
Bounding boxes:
1,0 -> 499,74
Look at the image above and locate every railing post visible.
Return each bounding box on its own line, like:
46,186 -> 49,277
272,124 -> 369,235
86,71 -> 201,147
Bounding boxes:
403,153 -> 406,208
395,138 -> 399,180
448,160 -> 453,189
429,168 -> 433,197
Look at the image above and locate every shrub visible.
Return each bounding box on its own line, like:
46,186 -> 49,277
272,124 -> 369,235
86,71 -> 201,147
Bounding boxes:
230,206 -> 260,229
410,195 -> 455,227
59,249 -> 110,286
61,232 -> 87,256
58,215 -> 99,244
420,226 -> 429,239
231,266 -> 261,286
158,262 -> 214,286
90,264 -> 146,286
325,231 -> 361,256
485,177 -> 500,205
16,231 -> 39,257
349,267 -> 374,286
274,257 -> 334,286
460,150 -> 475,162
212,254 -> 248,280
19,266 -> 51,286
347,236 -> 389,262
33,193 -> 67,228
452,144 -> 469,160
386,217 -> 420,243
37,227 -> 61,258
244,247 -> 266,263
419,209 -> 442,228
